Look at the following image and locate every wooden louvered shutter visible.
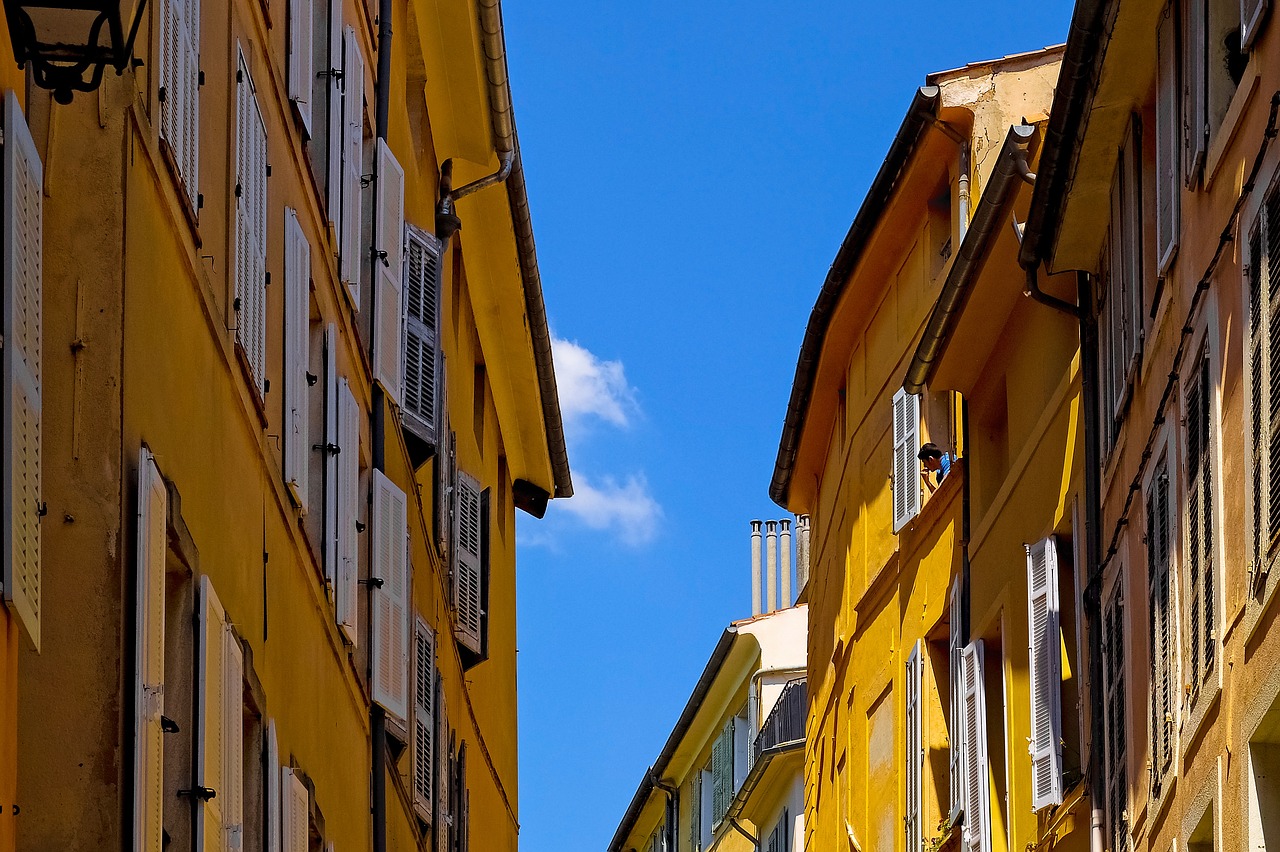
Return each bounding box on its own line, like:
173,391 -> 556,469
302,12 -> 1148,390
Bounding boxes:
339,26 -> 364,301
236,49 -> 269,395
1026,537 -> 1063,810
905,642 -> 923,852
711,719 -> 734,824
336,379 -> 360,643
1186,350 -> 1215,689
1102,590 -> 1128,852
949,579 -> 963,821
2,93 -> 42,651
413,618 -> 435,822
223,628 -> 245,849
1250,222 -> 1267,574
1267,189 -> 1280,551
1123,121 -> 1144,362
287,0 -> 313,134
282,768 -> 309,852
452,470 -> 483,653
1147,461 -> 1173,794
266,720 -> 281,852
183,0 -> 199,200
402,227 -> 442,444
1185,0 -> 1207,183
324,0 -> 343,220
197,576 -> 227,852
961,641 -> 990,852
133,449 -> 167,852
160,0 -> 199,205
372,469 -> 409,721
323,324 -> 339,591
284,209 -> 311,510
1242,0 -> 1269,48
1156,9 -> 1180,273
373,139 -> 405,402
689,772 -> 702,852
892,387 -> 921,533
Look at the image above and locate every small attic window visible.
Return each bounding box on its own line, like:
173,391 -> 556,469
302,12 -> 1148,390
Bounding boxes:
927,178 -> 953,280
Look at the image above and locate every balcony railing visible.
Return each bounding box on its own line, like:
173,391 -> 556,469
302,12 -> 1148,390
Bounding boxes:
754,679 -> 806,760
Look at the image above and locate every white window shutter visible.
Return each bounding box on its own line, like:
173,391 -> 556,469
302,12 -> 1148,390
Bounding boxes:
133,449 -> 167,852
284,209 -> 311,511
1026,537 -> 1063,810
905,642 -> 923,852
699,769 -> 714,849
371,469 -> 409,721
1155,10 -> 1180,274
323,324 -> 339,592
339,26 -> 365,302
452,469 -> 483,653
197,576 -> 227,852
373,139 -> 405,403
324,0 -> 343,221
287,0 -> 314,135
732,712 -> 749,790
402,227 -> 442,444
413,618 -> 435,823
159,0 -> 199,205
1242,0 -> 1269,48
266,720 -> 281,852
962,641 -> 991,852
182,0 -> 200,202
223,627 -> 245,850
282,768 -> 309,852
2,93 -> 42,652
892,387 -> 921,533
949,578 -> 963,822
235,49 -> 269,396
1185,0 -> 1207,183
336,379 -> 360,643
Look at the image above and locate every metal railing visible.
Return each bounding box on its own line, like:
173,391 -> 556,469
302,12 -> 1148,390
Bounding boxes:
754,679 -> 806,760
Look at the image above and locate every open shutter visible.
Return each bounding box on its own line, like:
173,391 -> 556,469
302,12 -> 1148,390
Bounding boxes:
711,719 -> 734,825
892,387 -> 921,533
690,772 -> 702,852
336,379 -> 360,643
413,618 -> 435,823
339,26 -> 364,302
2,94 -> 42,652
961,641 -> 990,852
197,576 -> 227,852
1242,0 -> 1269,48
905,642 -> 923,852
266,720 -> 281,852
182,0 -> 200,201
1155,10 -> 1180,274
949,579 -> 964,821
373,139 -> 405,403
452,470 -> 483,653
371,469 -> 409,721
1123,122 -> 1144,364
287,0 -> 313,134
235,49 -> 269,395
1102,591 -> 1129,852
1026,537 -> 1063,810
732,712 -> 750,789
402,227 -> 442,444
323,0 -> 343,220
323,324 -> 339,591
159,0 -> 199,204
223,628 -> 245,850
284,209 -> 311,511
282,768 -> 309,852
133,449 -> 167,852
1185,0 -> 1207,183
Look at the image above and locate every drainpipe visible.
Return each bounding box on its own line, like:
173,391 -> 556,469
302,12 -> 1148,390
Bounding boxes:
960,398 -> 971,643
648,770 -> 679,852
931,118 -> 969,241
1013,148 -> 1082,320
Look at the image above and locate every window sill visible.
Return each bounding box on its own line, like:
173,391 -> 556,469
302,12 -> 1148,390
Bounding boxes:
1180,677 -> 1221,760
159,137 -> 202,245
1204,61 -> 1261,192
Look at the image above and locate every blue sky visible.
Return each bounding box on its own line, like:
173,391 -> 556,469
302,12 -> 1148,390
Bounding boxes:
504,3 -> 1075,850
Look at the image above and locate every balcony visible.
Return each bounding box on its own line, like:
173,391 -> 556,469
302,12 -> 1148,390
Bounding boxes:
754,679 -> 806,760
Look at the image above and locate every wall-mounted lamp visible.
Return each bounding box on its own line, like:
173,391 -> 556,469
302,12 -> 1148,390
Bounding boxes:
3,0 -> 147,103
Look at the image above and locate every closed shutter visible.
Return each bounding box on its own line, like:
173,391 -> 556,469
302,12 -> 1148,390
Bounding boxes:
1267,189 -> 1280,550
1026,537 -> 1063,810
1108,185 -> 1128,421
892,387 -> 921,533
371,469 -> 409,722
1186,349 -> 1215,690
339,26 -> 364,302
1242,0 -> 1269,48
159,0 -> 199,204
689,773 -> 702,852
336,379 -> 360,643
133,449 -> 167,852
1185,0 -> 1207,183
1147,460 -> 1173,795
236,49 -> 269,396
905,642 -> 923,852
282,768 -> 309,852
1123,121 -> 1144,364
949,579 -> 963,821
1249,223 -> 1267,575
2,93 -> 42,651
284,209 -> 311,510
711,719 -> 735,824
324,0 -> 343,220
223,628 -> 245,850
452,470 -> 483,653
266,720 -> 281,852
413,617 -> 435,823
373,139 -> 405,403
197,576 -> 227,852
1102,590 -> 1128,852
323,324 -> 339,591
402,227 -> 442,444
961,641 -> 990,852
1155,9 -> 1180,273
287,0 -> 313,134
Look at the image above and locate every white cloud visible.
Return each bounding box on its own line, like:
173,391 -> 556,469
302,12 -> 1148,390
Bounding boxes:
555,473 -> 662,546
552,336 -> 638,429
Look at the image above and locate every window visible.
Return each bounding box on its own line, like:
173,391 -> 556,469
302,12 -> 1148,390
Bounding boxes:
198,575 -> 246,848
1247,696 -> 1280,852
1184,345 -> 1217,699
402,225 -> 444,457
311,0 -> 343,220
135,449 -> 170,851
286,0 -> 313,134
453,469 -> 486,659
948,579 -> 963,822
1102,582 -> 1128,852
1187,798 -> 1216,852
1147,455 -> 1176,800
371,469 -> 410,724
1247,184 -> 1280,594
284,209 -> 312,511
2,94 -> 43,651
159,0 -> 199,205
763,808 -> 790,852
325,370 -> 360,644
372,139 -> 405,402
1026,537 -> 1063,810
1156,6 -> 1181,272
412,617 -> 437,825
892,388 -> 922,533
711,718 -> 739,826
1099,121 -> 1144,456
904,643 -> 923,852
1184,0 -> 1247,184
959,640 -> 991,852
235,48 -> 269,397
338,26 -> 365,302
282,766 -> 310,852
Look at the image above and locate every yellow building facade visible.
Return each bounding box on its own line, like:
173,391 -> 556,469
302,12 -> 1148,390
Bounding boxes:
2,0 -> 568,850
769,50 -> 1078,852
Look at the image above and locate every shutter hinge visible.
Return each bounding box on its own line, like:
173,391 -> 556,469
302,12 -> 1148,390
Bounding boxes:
235,182 -> 243,198
236,69 -> 243,83
313,441 -> 340,454
266,164 -> 272,178
265,271 -> 271,286
161,715 -> 181,733
178,786 -> 218,801
158,86 -> 166,103
355,520 -> 366,533
360,173 -> 374,187
264,378 -> 270,394
360,577 -> 384,588
197,193 -> 204,210
372,248 -> 389,267
198,70 -> 205,86
306,372 -> 319,386
319,67 -> 343,81
233,297 -> 242,312
36,502 -> 47,518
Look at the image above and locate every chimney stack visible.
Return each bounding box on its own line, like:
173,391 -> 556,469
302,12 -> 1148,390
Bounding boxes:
765,521 -> 778,613
780,519 -> 792,607
795,515 -> 811,592
750,520 -> 763,616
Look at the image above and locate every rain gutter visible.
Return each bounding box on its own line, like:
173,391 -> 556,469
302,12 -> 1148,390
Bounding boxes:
770,85 -> 941,507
